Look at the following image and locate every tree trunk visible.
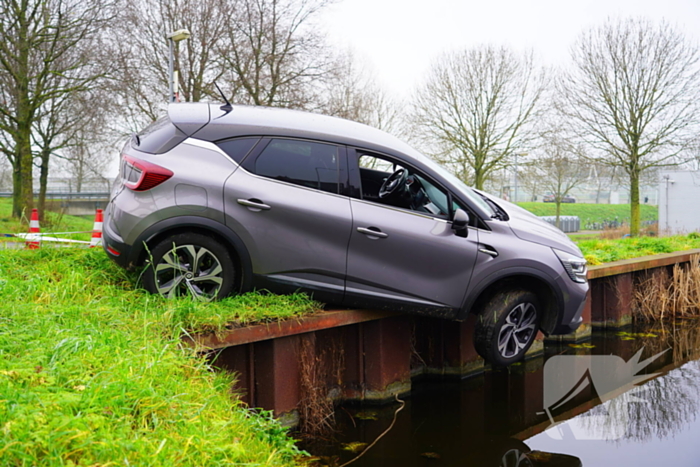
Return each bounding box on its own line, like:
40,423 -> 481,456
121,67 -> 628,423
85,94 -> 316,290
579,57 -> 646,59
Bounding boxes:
11,159 -> 22,219
17,132 -> 33,218
473,169 -> 485,190
38,149 -> 51,221
555,200 -> 561,228
629,170 -> 640,236
12,17 -> 33,220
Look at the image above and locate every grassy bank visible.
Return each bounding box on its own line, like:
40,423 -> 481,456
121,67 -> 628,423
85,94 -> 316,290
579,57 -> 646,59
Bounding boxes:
577,234 -> 700,265
518,202 -> 657,229
0,248 -> 319,465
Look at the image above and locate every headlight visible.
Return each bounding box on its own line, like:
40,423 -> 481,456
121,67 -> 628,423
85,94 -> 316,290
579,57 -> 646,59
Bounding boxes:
553,248 -> 587,283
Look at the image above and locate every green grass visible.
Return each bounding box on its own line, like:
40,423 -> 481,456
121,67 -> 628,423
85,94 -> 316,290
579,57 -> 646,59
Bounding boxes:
516,201 -> 699,264
0,247 -> 319,465
577,234 -> 700,265
517,202 -> 657,229
0,198 -> 94,242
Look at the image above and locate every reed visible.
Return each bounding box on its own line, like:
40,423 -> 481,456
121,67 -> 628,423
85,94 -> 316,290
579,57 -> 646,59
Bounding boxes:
298,335 -> 337,436
633,256 -> 700,321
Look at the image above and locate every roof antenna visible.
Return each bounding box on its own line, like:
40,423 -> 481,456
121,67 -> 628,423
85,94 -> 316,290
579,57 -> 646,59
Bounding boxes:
214,81 -> 233,114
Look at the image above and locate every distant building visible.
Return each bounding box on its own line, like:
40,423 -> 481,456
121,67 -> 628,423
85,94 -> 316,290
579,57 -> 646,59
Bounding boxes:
658,171 -> 700,234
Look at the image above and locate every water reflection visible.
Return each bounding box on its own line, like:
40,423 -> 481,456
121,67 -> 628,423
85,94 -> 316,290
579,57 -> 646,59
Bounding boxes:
573,360 -> 700,442
300,320 -> 700,466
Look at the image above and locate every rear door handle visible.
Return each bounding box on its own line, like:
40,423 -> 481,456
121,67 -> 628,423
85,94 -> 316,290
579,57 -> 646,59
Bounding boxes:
237,198 -> 271,211
357,227 -> 388,239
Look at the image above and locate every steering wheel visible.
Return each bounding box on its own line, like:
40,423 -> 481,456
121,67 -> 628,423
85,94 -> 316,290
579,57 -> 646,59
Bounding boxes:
379,168 -> 408,199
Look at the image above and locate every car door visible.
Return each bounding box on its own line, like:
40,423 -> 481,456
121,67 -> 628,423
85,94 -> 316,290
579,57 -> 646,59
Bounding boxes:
223,138 -> 352,301
344,151 -> 480,314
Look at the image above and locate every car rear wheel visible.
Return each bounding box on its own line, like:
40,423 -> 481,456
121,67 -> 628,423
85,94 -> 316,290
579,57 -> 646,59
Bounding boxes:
143,233 -> 235,301
474,289 -> 540,366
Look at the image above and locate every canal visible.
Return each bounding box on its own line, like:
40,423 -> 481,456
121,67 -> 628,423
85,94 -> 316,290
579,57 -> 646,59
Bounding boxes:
299,320 -> 700,466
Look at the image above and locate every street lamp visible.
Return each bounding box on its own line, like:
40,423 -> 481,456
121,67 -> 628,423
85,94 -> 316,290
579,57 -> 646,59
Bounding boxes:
166,29 -> 191,103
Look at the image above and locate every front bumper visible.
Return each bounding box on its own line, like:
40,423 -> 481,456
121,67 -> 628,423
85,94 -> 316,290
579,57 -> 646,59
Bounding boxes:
551,295 -> 587,334
550,275 -> 588,335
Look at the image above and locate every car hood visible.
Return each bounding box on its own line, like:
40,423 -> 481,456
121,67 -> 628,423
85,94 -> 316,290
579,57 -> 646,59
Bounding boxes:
489,197 -> 584,257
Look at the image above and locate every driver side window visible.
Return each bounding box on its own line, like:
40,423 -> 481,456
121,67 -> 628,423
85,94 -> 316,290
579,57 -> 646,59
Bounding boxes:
358,154 -> 403,202
357,153 -> 451,219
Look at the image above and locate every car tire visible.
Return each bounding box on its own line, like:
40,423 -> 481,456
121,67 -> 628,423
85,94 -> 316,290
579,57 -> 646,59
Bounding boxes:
474,289 -> 540,366
143,233 -> 236,301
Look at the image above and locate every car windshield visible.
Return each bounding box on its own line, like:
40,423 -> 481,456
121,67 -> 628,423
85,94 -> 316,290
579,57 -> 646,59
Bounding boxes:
408,150 -> 496,217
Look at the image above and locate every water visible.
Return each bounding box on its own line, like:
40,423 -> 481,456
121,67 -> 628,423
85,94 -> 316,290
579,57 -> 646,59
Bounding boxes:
300,321 -> 700,466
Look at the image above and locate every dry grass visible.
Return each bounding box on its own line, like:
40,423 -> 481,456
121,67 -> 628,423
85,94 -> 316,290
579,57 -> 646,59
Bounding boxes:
298,335 -> 343,436
633,256 -> 700,321
598,222 -> 659,240
598,226 -> 629,239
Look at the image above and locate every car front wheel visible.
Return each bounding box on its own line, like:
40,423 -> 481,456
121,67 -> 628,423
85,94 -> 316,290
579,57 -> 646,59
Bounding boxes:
474,289 -> 540,366
143,233 -> 236,301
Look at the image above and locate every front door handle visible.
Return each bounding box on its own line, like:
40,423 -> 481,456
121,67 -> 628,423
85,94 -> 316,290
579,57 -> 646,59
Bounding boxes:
478,246 -> 498,257
237,198 -> 271,211
357,227 -> 388,239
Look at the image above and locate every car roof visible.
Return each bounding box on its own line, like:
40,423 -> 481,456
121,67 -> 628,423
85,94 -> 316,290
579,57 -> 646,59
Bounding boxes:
173,102 -> 419,158
166,102 -> 494,221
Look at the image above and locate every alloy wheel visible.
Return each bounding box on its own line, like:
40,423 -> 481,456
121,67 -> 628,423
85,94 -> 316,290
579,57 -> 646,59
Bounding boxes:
154,244 -> 224,301
497,302 -> 538,359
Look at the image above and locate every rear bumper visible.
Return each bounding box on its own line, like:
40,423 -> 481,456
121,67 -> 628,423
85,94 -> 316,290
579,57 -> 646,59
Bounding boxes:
102,205 -> 136,270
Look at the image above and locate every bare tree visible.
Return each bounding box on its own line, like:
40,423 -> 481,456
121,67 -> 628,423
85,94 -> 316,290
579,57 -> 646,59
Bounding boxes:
585,161 -> 621,204
558,18 -> 700,235
114,0 -> 235,131
322,52 -> 403,135
32,68 -> 114,218
51,91 -> 116,193
517,160 -> 544,202
0,0 -> 115,218
535,132 -> 588,227
222,0 -> 333,108
114,0 -> 332,135
411,45 -> 547,190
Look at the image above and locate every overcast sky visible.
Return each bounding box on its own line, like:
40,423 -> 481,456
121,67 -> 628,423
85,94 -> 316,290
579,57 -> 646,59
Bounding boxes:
319,0 -> 700,97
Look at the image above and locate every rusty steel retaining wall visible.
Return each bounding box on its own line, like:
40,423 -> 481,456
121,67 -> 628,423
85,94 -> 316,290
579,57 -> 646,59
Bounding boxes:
586,249 -> 700,328
187,249 -> 700,424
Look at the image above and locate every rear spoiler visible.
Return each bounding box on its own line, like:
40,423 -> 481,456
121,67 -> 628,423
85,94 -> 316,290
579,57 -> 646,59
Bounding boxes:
168,103 -> 211,137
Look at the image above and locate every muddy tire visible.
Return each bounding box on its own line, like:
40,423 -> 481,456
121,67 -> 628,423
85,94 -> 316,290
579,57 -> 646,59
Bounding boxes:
143,233 -> 236,301
474,289 -> 540,367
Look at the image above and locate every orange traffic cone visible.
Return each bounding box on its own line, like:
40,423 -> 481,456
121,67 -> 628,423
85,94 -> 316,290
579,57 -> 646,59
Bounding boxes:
89,209 -> 103,248
26,208 -> 41,250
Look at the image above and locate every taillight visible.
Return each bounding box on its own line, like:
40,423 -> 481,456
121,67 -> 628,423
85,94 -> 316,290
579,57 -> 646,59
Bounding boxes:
122,155 -> 173,191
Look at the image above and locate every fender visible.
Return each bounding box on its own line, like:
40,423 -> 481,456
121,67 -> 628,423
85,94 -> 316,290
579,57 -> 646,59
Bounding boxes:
129,215 -> 254,292
457,265 -> 565,322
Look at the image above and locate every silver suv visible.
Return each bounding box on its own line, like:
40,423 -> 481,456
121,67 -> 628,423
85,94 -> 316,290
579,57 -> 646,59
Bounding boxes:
104,103 -> 588,365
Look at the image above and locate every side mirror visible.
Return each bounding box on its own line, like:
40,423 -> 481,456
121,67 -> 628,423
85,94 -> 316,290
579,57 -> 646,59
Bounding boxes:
452,209 -> 469,238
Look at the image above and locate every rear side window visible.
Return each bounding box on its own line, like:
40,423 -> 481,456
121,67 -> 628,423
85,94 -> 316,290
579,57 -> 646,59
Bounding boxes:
251,139 -> 339,194
216,137 -> 260,164
135,116 -> 187,154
